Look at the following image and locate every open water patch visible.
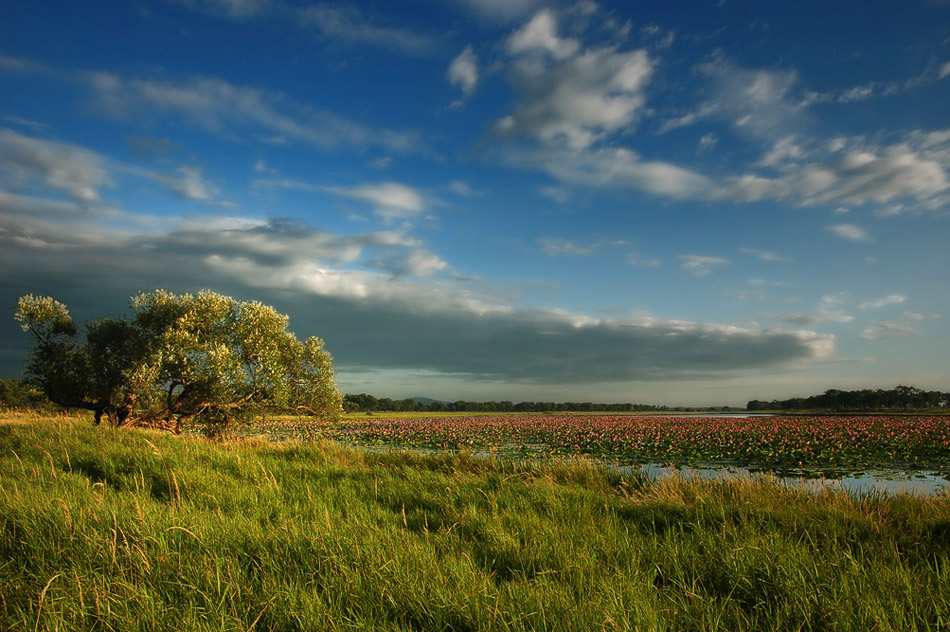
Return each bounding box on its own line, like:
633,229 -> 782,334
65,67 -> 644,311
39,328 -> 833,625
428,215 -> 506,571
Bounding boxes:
346,443 -> 950,496
626,463 -> 950,496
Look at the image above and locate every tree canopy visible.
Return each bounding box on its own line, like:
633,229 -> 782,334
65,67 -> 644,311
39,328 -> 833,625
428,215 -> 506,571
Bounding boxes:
747,386 -> 948,412
15,290 -> 342,433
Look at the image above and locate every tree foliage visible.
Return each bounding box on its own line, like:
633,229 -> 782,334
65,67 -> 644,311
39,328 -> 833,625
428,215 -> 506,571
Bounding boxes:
747,386 -> 948,412
342,393 -> 669,414
15,290 -> 342,433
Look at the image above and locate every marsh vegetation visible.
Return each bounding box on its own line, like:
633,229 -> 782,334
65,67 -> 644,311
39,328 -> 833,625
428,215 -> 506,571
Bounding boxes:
2,412 -> 949,631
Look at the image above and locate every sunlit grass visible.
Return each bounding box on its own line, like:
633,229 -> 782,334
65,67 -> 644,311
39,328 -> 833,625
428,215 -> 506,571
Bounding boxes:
2,413 -> 949,631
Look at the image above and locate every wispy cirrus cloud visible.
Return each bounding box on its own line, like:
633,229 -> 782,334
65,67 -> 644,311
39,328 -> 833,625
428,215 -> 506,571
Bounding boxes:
767,293 -> 855,327
680,254 -> 729,276
539,237 -> 626,257
328,182 -> 427,221
154,165 -> 219,202
827,223 -> 871,242
172,0 -> 272,19
861,321 -> 920,341
297,4 -> 439,55
172,0 -> 440,55
0,127 -> 232,209
513,145 -> 711,199
860,294 -> 906,310
654,56 -> 950,212
253,177 -> 430,222
446,0 -> 548,23
86,71 -> 423,154
663,56 -> 808,141
740,247 -> 792,262
0,128 -> 111,204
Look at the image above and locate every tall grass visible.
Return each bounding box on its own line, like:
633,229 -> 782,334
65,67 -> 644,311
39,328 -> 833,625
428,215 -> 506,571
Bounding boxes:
1,412 -> 949,631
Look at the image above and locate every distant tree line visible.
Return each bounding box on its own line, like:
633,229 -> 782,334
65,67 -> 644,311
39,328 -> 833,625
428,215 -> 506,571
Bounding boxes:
8,378 -> 943,415
0,381 -> 672,414
343,393 -> 669,414
747,385 -> 948,412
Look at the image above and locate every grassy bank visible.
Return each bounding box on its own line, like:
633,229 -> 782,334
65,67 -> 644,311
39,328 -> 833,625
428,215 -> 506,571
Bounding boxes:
2,413 -> 949,631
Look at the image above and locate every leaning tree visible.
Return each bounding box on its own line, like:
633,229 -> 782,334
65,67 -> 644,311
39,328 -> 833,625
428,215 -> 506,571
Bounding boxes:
14,290 -> 343,434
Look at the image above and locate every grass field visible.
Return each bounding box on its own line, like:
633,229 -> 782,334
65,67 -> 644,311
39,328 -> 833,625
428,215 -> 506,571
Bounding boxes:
2,411 -> 950,631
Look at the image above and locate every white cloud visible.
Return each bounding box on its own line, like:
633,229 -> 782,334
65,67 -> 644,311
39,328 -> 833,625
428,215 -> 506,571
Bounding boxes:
493,43 -> 948,213
538,185 -> 570,203
540,237 -> 610,257
698,133 -> 718,152
626,252 -> 661,268
757,136 -> 804,167
0,54 -> 51,74
770,294 -> 855,327
664,58 -> 806,141
0,128 -> 111,204
448,46 -> 479,98
257,177 -> 432,220
680,254 -> 729,276
861,321 -> 920,341
820,149 -> 948,206
496,47 -> 653,149
251,177 -> 322,193
506,10 -> 580,60
804,62 -> 950,104
740,247 -> 791,262
495,9 -> 654,150
826,223 -> 871,242
370,249 -> 450,277
404,251 -> 449,276
253,159 -> 276,174
859,294 -> 906,310
718,136 -> 950,211
160,166 -> 219,202
487,18 -> 948,213
332,182 -> 426,220
448,180 -> 476,196
520,145 -> 711,198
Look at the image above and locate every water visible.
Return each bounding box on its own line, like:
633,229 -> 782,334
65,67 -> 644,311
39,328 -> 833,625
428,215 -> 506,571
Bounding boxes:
347,441 -> 950,495
628,463 -> 950,496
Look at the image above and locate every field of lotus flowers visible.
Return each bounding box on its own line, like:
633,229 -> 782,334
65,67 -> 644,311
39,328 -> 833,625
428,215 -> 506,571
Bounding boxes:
235,413 -> 950,473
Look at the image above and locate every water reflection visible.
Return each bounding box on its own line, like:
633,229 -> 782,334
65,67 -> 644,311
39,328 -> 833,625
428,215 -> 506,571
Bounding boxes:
342,442 -> 950,496
626,463 -> 950,496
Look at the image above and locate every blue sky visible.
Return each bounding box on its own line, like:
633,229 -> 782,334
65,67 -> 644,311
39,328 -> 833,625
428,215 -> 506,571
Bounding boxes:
1,0 -> 949,406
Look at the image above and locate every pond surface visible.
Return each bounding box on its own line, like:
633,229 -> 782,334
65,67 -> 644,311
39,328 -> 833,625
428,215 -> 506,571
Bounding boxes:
352,442 -> 950,496
627,463 -> 950,496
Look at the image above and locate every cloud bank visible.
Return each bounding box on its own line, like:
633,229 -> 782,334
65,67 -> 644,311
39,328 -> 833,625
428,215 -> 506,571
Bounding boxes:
0,141 -> 832,386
